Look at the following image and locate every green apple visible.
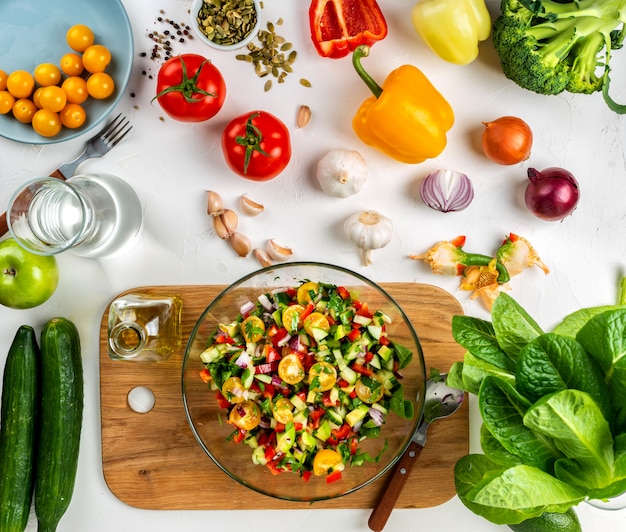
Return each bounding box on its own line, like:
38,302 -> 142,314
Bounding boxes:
0,237 -> 59,309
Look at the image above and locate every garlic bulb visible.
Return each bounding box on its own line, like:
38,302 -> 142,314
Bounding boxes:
344,210 -> 393,266
316,149 -> 368,198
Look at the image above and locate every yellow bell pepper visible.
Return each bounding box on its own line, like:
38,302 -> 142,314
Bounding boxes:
412,0 -> 491,65
351,45 -> 454,164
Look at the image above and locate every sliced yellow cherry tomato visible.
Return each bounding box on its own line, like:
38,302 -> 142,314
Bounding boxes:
31,109 -> 62,138
12,98 -> 37,123
86,72 -> 115,99
60,103 -> 86,129
241,315 -> 265,343
303,311 -> 331,338
39,86 -> 67,113
221,376 -> 246,404
34,63 -> 62,87
66,24 -> 95,52
312,448 -> 344,476
0,70 -> 7,91
228,399 -> 261,430
272,397 -> 294,424
308,361 -> 337,392
81,44 -> 111,73
6,70 -> 34,99
297,281 -> 320,304
355,374 -> 384,404
62,76 -> 88,104
281,304 -> 305,333
0,91 -> 15,115
60,53 -> 84,76
277,353 -> 305,385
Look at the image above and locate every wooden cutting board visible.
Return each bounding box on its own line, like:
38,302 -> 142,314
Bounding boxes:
99,283 -> 468,510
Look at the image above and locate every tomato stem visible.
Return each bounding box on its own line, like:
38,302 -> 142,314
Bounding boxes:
235,112 -> 271,174
152,57 -> 216,103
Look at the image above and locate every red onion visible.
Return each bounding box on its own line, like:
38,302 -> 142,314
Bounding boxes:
420,169 -> 474,212
525,167 -> 580,221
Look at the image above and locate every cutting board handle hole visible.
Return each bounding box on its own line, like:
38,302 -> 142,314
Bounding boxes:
127,386 -> 156,413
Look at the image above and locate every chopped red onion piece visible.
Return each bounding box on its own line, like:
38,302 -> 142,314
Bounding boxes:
277,333 -> 292,347
368,407 -> 385,426
258,293 -> 274,311
420,169 -> 474,213
239,300 -> 255,315
234,351 -> 252,369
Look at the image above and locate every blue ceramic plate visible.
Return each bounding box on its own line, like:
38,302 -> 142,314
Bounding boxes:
0,0 -> 133,145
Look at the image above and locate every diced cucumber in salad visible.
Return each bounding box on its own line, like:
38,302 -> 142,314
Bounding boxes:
198,280 -> 415,483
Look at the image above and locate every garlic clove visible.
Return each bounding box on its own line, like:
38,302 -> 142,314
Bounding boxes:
229,232 -> 252,257
206,190 -> 224,216
266,239 -> 293,262
296,105 -> 311,129
254,248 -> 273,267
213,209 -> 238,239
240,194 -> 265,216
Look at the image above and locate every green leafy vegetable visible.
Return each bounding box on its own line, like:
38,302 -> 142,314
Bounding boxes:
479,376 -> 562,472
455,455 -> 585,525
449,284 -> 626,526
492,293 -> 543,361
517,333 -> 613,421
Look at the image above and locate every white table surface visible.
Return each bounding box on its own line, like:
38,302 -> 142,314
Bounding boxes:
1,0 -> 626,530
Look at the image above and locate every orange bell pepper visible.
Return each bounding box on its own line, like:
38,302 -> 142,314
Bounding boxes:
351,45 -> 454,164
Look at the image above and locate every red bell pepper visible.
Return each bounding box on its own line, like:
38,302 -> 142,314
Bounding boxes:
326,470 -> 343,483
309,0 -> 388,59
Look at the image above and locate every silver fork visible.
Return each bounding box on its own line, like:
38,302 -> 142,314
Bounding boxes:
50,113 -> 133,179
0,113 -> 133,237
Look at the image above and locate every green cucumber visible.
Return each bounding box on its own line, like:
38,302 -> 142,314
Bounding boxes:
0,325 -> 40,532
35,317 -> 84,532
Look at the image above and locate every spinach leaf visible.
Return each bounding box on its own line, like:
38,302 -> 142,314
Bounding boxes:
452,315 -> 516,371
452,352 -> 516,395
492,293 -> 543,361
480,423 -> 523,468
553,305 -> 626,338
455,454 -> 585,525
479,376 -> 562,472
516,333 -> 613,422
577,309 -> 626,431
524,389 -> 614,490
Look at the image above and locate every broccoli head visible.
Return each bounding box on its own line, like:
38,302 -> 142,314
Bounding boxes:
492,0 -> 626,109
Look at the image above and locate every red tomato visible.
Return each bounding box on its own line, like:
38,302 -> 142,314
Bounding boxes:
222,110 -> 291,181
155,54 -> 226,122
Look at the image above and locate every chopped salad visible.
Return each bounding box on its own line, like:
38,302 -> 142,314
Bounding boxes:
198,280 -> 415,483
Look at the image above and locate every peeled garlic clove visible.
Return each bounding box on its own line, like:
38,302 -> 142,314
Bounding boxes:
213,209 -> 238,239
296,105 -> 311,129
266,239 -> 293,262
254,248 -> 273,267
206,190 -> 224,216
229,232 -> 251,257
240,194 -> 265,216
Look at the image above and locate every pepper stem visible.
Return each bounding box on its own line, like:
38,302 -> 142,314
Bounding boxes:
352,45 -> 383,99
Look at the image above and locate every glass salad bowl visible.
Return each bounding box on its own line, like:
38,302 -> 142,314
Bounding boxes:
182,262 -> 427,501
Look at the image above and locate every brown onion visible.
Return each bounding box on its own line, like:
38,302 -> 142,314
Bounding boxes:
482,116 -> 533,165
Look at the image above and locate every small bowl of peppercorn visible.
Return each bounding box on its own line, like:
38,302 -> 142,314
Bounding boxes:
191,0 -> 261,51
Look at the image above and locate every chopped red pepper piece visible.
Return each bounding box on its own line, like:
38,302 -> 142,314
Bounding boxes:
326,469 -> 343,483
308,0 -> 388,59
351,362 -> 374,377
232,428 -> 247,443
215,391 -> 230,409
347,328 -> 361,342
199,368 -> 211,383
336,285 -> 350,300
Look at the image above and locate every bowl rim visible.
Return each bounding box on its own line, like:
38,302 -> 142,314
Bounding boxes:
190,0 -> 262,51
181,261 -> 427,501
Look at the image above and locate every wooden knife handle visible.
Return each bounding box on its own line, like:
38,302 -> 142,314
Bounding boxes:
368,441 -> 424,532
0,171 -> 65,239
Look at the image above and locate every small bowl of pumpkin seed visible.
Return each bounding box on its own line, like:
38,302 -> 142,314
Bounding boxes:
191,0 -> 262,51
